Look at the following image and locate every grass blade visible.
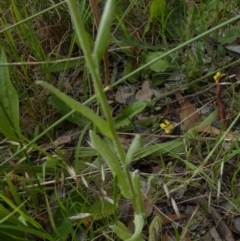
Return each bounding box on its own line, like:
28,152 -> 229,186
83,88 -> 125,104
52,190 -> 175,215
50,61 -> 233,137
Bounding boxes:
90,130 -> 133,199
94,0 -> 115,60
37,81 -> 113,139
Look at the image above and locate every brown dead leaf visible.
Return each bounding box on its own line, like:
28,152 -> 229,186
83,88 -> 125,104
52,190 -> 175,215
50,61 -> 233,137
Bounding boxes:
115,85 -> 135,104
143,197 -> 153,218
42,127 -> 80,151
184,232 -> 192,241
135,80 -> 153,102
43,135 -> 72,151
234,217 -> 240,233
175,92 -> 201,130
160,234 -> 170,241
197,126 -> 235,140
209,205 -> 235,241
118,135 -> 131,146
162,213 -> 190,224
210,227 -> 222,241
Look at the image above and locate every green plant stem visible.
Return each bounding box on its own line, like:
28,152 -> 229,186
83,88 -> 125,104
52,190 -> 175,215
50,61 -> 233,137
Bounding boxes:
66,0 -> 125,160
67,0 -> 139,211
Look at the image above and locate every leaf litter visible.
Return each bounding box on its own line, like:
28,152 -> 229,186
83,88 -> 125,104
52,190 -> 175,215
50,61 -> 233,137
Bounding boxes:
111,63 -> 240,239
135,80 -> 153,102
114,85 -> 136,104
118,68 -> 240,240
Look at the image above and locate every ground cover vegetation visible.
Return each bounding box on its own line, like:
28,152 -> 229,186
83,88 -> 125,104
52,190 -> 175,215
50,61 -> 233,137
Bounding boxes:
1,0 -> 240,240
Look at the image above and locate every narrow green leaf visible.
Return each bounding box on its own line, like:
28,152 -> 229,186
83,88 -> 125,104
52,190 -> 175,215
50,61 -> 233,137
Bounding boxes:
149,216 -> 163,241
0,47 -> 19,140
73,29 -> 93,53
131,171 -> 144,214
115,101 -> 147,129
90,131 -> 133,199
37,81 -> 113,139
81,198 -> 116,222
126,214 -> 144,241
49,96 -> 90,126
18,215 -> 28,226
0,225 -> 54,241
0,194 -> 41,229
126,135 -> 142,165
94,0 -> 115,60
45,195 -> 61,239
66,0 -> 94,70
48,57 -> 84,72
0,203 -> 19,224
133,139 -> 183,160
5,174 -> 27,212
110,221 -> 132,239
0,226 -> 27,240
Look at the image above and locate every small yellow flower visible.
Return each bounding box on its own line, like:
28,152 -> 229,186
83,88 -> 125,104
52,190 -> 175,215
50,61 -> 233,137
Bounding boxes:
160,119 -> 174,134
213,72 -> 226,83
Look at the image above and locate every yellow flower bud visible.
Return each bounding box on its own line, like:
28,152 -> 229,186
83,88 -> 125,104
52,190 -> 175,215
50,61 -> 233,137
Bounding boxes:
213,72 -> 226,83
160,119 -> 174,134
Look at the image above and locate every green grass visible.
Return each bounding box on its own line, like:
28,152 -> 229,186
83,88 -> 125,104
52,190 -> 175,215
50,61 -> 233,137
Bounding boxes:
1,0 -> 240,240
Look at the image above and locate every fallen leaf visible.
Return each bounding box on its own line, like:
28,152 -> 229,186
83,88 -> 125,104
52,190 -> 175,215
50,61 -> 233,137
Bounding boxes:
160,234 -> 170,241
210,227 -> 222,241
165,72 -> 186,90
209,205 -> 235,241
197,126 -> 235,140
42,127 -> 80,151
175,92 -> 201,130
224,43 -> 240,55
234,217 -> 240,233
162,213 -> 190,224
135,80 -> 153,102
115,85 -> 135,104
143,197 -> 153,218
184,232 -> 192,241
43,136 -> 72,151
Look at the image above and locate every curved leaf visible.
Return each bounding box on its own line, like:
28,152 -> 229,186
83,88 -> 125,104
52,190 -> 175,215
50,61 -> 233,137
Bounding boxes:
37,81 -> 113,139
90,131 -> 133,199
